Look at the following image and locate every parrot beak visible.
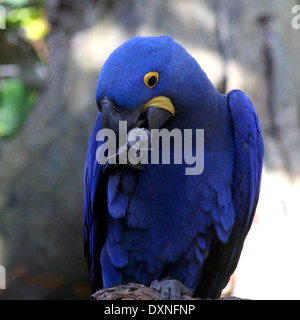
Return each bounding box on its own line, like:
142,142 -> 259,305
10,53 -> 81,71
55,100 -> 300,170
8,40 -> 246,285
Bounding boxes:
100,96 -> 175,132
143,107 -> 173,130
99,96 -> 175,168
142,96 -> 175,130
99,97 -> 144,136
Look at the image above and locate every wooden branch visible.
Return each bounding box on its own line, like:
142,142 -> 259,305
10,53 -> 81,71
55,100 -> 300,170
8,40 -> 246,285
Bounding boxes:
91,283 -> 244,300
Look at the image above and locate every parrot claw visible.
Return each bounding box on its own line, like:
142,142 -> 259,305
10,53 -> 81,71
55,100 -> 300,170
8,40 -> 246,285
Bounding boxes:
150,279 -> 194,300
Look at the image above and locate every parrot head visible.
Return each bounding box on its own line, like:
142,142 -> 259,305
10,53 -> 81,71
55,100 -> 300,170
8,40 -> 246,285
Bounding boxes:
96,36 -> 217,135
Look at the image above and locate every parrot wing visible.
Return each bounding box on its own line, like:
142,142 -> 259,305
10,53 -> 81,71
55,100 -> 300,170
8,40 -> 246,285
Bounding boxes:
83,113 -> 108,293
195,90 -> 264,298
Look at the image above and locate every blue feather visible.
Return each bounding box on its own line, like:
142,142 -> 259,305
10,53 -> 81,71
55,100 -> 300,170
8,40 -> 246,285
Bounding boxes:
107,172 -> 121,204
100,244 -> 122,288
107,215 -> 123,243
107,189 -> 129,219
106,235 -> 128,268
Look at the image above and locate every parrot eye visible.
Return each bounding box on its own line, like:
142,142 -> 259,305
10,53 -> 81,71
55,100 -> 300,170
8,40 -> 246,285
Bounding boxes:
144,72 -> 159,88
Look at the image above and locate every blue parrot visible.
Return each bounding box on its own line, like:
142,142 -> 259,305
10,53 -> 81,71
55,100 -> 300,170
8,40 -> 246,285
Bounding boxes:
84,36 -> 263,299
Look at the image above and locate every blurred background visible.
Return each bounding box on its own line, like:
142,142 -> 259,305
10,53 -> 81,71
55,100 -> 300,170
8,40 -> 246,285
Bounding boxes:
0,0 -> 299,299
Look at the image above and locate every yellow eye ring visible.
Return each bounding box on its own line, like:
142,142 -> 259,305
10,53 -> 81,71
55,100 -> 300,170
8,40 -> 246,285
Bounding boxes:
144,72 -> 159,88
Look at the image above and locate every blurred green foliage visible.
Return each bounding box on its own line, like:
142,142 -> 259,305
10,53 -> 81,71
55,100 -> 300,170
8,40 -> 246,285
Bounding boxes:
6,7 -> 49,41
5,0 -> 49,41
5,0 -> 47,7
0,0 -> 48,138
0,79 -> 36,137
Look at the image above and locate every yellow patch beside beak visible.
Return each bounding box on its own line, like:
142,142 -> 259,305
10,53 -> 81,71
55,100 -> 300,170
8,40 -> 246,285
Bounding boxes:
143,96 -> 175,117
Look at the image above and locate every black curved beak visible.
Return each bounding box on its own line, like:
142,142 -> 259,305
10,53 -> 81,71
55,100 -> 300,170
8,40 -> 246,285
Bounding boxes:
99,97 -> 173,133
145,107 -> 173,130
100,97 -> 144,136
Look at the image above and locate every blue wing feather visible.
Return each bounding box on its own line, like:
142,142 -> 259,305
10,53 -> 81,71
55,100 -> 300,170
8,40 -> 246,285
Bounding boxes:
229,90 -> 263,230
84,113 -> 106,292
195,90 -> 263,297
84,113 -> 132,292
100,244 -> 122,287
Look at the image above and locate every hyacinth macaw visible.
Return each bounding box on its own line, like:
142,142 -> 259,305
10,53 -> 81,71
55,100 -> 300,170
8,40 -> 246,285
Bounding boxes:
84,36 -> 263,299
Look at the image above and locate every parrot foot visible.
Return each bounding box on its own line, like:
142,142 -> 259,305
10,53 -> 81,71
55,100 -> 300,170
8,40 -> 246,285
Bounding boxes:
150,279 -> 194,300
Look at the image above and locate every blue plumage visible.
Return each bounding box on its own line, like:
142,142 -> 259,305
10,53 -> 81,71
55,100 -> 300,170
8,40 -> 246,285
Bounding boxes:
84,36 -> 263,298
